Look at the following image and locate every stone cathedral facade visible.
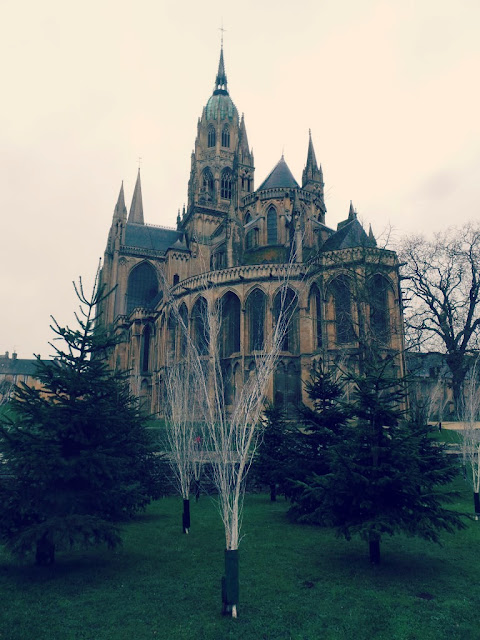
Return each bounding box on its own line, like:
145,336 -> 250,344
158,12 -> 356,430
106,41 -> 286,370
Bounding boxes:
99,48 -> 406,415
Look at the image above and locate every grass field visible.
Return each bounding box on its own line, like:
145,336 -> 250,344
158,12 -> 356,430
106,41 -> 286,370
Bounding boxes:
0,477 -> 478,640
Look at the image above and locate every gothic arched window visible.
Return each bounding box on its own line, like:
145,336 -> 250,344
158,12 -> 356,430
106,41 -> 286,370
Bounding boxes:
207,126 -> 216,148
246,288 -> 266,351
192,297 -> 209,355
330,276 -> 355,344
267,206 -> 277,245
219,292 -> 241,357
274,287 -> 299,353
126,262 -> 159,315
202,167 -> 215,201
369,274 -> 390,342
244,211 -> 252,224
220,169 -> 232,200
309,284 -> 323,350
221,126 -> 230,148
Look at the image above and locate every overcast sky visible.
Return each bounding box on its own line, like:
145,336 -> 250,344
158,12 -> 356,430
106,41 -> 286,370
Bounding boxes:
1,0 -> 479,358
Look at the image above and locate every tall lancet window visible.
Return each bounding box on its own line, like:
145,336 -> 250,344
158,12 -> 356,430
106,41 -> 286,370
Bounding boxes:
192,297 -> 209,355
267,206 -> 277,245
330,276 -> 355,344
369,274 -> 390,342
221,169 -> 232,200
219,292 -> 240,357
207,126 -> 216,148
221,126 -> 230,148
246,288 -> 266,351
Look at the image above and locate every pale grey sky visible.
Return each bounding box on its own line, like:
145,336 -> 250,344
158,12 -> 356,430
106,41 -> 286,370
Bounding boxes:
1,0 -> 479,358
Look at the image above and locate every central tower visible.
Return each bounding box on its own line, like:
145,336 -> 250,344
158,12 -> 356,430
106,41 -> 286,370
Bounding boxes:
185,47 -> 254,242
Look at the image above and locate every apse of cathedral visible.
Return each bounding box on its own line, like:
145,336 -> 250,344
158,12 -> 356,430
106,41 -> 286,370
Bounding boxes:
99,47 -> 406,414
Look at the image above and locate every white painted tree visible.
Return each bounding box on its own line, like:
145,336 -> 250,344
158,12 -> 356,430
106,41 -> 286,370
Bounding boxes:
160,283 -> 206,534
161,242 -> 302,616
163,358 -> 205,533
195,269 -> 300,617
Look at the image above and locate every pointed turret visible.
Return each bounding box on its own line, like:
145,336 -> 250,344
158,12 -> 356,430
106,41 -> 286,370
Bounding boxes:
348,200 -> 356,220
128,169 -> 144,224
368,224 -> 377,247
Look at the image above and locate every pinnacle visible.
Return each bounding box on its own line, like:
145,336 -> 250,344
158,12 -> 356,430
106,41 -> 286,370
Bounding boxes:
128,169 -> 144,225
348,200 -> 356,219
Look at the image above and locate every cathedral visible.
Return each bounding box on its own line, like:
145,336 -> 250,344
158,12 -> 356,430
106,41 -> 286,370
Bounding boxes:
99,47 -> 406,415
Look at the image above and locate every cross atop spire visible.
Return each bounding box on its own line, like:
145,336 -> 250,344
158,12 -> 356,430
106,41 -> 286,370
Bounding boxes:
219,21 -> 226,48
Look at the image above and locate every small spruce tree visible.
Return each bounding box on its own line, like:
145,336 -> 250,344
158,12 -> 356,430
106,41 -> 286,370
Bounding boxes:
253,405 -> 297,501
0,273 -> 157,565
288,363 -> 349,505
291,356 -> 466,564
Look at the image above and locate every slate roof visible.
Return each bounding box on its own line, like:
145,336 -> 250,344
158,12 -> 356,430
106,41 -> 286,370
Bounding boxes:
405,352 -> 452,379
0,357 -> 42,376
124,223 -> 183,252
257,157 -> 300,191
321,218 -> 374,251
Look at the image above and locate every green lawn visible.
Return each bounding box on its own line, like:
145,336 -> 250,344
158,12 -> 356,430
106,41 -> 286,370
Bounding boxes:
0,478 -> 478,640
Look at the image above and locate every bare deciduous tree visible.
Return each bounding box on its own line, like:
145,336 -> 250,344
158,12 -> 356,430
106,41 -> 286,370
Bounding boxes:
161,248 -> 301,617
399,224 -> 480,413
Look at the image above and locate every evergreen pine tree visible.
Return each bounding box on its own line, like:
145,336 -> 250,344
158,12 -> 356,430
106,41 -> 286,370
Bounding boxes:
288,363 -> 349,505
0,273 -> 158,565
253,405 -> 297,501
292,356 -> 466,564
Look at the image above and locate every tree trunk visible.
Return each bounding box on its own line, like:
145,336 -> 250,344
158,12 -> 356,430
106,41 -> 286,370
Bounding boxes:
182,498 -> 190,534
369,536 -> 381,565
448,356 -> 468,418
270,483 -> 277,502
35,536 -> 55,566
222,549 -> 239,617
474,492 -> 480,517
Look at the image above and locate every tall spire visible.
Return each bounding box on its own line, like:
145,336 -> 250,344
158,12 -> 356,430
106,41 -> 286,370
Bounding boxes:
306,129 -> 318,171
128,169 -> 144,224
114,181 -> 127,219
302,130 -> 323,188
214,45 -> 228,94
